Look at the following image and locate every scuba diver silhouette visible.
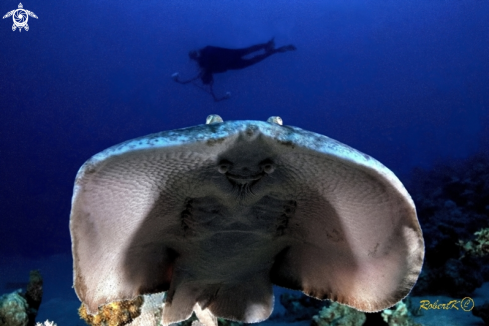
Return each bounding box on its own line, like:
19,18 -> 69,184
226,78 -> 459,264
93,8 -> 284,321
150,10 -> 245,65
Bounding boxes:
172,38 -> 296,102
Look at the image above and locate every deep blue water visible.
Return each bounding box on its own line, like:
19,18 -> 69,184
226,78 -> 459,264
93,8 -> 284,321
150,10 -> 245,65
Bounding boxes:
1,0 -> 488,306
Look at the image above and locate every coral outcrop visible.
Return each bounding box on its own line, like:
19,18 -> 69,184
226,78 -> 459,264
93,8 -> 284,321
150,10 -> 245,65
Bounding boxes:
458,228 -> 489,258
0,270 -> 43,326
311,302 -> 366,326
381,300 -> 421,326
0,290 -> 30,326
35,321 -> 57,326
78,296 -> 144,326
26,270 -> 43,325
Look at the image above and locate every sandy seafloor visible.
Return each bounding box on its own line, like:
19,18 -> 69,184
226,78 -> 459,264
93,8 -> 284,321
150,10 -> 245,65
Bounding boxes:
0,254 -> 487,326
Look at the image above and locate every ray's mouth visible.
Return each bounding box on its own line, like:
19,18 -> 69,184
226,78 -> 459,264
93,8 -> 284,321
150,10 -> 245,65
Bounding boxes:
217,159 -> 275,188
226,172 -> 265,184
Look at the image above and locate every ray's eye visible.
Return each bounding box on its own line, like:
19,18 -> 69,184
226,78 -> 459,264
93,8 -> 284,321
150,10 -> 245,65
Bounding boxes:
260,160 -> 275,174
217,160 -> 232,174
263,164 -> 275,174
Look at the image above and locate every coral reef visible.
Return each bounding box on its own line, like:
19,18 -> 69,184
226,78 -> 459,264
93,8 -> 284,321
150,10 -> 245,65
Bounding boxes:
472,302 -> 489,325
381,300 -> 421,326
414,257 -> 483,297
78,296 -> 144,326
408,153 -> 489,296
0,270 -> 43,326
311,302 -> 366,326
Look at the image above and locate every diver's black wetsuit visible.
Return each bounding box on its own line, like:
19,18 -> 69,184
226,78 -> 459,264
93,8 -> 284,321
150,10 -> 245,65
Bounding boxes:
173,39 -> 296,101
196,43 -> 278,83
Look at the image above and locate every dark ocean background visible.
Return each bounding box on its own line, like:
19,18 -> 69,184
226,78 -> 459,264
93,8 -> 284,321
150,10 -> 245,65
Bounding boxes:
1,0 -> 488,325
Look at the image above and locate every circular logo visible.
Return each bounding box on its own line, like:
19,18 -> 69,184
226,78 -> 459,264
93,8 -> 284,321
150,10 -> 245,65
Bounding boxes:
13,9 -> 28,27
461,297 -> 474,311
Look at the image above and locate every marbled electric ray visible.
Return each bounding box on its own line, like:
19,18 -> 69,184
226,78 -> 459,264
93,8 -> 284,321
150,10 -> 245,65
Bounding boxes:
70,115 -> 424,326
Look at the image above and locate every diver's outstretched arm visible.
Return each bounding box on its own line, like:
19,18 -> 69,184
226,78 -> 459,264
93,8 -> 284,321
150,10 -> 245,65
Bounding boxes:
171,72 -> 201,84
172,72 -> 230,102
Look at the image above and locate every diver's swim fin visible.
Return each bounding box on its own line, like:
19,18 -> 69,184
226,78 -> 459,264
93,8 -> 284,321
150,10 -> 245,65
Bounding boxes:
276,44 -> 297,53
211,91 -> 231,102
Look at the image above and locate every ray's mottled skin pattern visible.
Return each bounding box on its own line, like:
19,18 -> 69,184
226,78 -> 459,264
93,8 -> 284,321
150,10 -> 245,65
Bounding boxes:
88,121 -> 380,176
70,116 -> 424,326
